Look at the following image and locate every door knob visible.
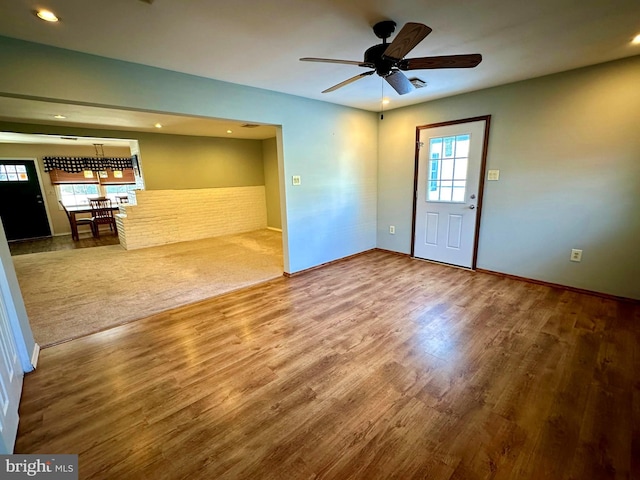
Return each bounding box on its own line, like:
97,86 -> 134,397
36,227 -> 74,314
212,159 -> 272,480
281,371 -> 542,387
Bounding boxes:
469,205 -> 475,209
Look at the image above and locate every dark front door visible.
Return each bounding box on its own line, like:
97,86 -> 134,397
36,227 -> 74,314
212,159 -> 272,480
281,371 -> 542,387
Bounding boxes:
0,159 -> 51,241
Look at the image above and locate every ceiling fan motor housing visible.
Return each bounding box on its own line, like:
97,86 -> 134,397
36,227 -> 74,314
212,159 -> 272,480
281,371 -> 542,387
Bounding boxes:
364,44 -> 395,77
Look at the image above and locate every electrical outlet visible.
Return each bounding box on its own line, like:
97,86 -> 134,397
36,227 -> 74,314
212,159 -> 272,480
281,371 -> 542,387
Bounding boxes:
389,225 -> 395,234
292,175 -> 301,186
570,249 -> 583,262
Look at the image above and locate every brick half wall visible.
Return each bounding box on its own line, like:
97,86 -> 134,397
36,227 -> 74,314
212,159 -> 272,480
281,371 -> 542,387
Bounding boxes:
118,187 -> 268,249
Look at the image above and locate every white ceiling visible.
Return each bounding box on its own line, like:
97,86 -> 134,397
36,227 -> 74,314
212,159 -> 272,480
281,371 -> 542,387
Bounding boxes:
0,0 -> 639,139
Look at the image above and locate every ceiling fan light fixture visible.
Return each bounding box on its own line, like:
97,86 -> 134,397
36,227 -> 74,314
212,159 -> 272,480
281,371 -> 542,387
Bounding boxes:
35,9 -> 59,22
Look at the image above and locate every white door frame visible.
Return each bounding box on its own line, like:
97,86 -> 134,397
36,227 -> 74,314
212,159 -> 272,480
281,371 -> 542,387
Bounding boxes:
0,291 -> 23,453
411,115 -> 491,269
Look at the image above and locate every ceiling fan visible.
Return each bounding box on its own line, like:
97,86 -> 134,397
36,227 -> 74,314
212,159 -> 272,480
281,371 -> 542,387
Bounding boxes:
300,20 -> 482,95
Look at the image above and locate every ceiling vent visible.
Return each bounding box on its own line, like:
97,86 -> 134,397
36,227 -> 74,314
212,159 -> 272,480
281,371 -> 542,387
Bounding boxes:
409,77 -> 427,88
241,124 -> 261,128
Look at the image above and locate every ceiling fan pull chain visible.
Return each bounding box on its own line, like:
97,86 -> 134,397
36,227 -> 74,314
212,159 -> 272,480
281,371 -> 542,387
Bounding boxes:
380,79 -> 384,120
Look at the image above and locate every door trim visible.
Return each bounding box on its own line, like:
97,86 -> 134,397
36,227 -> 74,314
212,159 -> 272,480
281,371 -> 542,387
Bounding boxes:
411,115 -> 491,269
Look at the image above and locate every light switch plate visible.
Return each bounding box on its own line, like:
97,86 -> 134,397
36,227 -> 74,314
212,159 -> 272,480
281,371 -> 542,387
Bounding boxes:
292,175 -> 301,186
487,169 -> 500,181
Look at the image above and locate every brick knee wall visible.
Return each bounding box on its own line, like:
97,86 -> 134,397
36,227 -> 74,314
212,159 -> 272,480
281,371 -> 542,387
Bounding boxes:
118,187 -> 268,249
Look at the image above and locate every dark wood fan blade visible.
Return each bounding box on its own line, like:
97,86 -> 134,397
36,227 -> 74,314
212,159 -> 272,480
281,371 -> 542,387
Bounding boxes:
400,54 -> 483,70
384,70 -> 414,95
382,22 -> 432,61
300,57 -> 373,68
322,70 -> 375,93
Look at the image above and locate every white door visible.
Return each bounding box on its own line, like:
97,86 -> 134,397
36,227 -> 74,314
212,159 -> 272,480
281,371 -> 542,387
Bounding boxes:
413,118 -> 489,268
0,293 -> 23,453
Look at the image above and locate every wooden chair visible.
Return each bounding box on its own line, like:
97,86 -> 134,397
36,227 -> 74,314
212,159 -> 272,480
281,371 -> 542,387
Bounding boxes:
60,201 -> 96,241
89,197 -> 117,237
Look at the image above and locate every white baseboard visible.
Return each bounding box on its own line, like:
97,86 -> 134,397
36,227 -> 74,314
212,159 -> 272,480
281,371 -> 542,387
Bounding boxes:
30,343 -> 40,369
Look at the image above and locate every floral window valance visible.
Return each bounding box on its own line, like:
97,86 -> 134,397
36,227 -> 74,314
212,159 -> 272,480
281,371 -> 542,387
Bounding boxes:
43,155 -> 136,173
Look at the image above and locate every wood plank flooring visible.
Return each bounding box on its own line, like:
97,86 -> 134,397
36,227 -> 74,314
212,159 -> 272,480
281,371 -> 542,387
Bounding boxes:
15,250 -> 640,479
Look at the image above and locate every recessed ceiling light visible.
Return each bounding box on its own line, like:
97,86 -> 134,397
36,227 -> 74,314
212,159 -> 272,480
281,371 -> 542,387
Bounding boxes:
35,9 -> 59,22
154,123 -> 162,128
226,130 -> 233,134
632,33 -> 640,45
54,114 -> 66,119
381,98 -> 390,105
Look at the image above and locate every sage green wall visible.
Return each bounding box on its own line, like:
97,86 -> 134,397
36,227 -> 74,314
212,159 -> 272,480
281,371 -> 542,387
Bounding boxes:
377,55 -> 640,300
134,132 -> 265,190
262,137 -> 281,230
0,142 -> 130,236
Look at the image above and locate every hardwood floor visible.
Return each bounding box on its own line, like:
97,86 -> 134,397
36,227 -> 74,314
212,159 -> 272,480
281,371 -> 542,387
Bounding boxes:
15,250 -> 639,479
9,232 -> 120,256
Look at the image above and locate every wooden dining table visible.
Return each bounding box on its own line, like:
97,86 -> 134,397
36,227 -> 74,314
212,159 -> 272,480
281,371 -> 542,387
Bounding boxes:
65,203 -> 120,240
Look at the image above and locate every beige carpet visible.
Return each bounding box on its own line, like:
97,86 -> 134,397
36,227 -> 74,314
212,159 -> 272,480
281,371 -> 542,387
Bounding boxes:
12,229 -> 283,347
